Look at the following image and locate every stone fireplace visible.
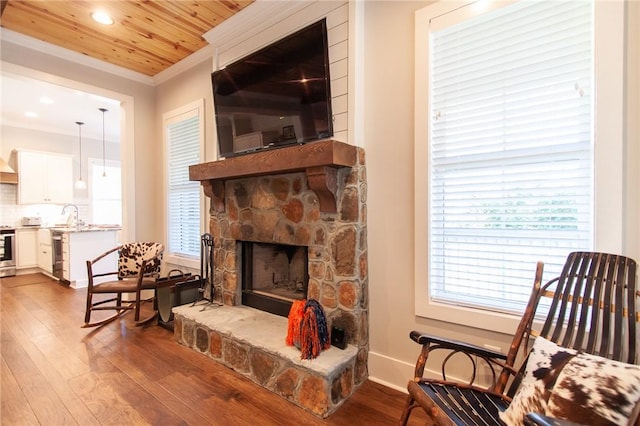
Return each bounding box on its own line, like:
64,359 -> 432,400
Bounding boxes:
176,140 -> 368,417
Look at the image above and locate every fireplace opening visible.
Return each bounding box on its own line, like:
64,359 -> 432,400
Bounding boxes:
241,241 -> 308,317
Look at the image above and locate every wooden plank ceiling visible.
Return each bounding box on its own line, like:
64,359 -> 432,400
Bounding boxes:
0,0 -> 255,77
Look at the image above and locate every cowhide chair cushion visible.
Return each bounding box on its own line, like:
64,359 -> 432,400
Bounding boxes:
519,335 -> 578,391
500,337 -> 577,426
118,242 -> 164,278
547,352 -> 640,425
500,336 -> 640,426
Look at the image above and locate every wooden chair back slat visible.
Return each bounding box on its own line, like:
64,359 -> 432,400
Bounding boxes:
577,253 -> 599,353
623,258 -> 637,363
505,252 -> 638,397
611,257 -> 625,359
587,255 -> 606,357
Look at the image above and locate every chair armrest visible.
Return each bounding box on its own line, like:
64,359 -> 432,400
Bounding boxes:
89,245 -> 122,265
524,413 -> 586,426
409,330 -> 515,390
410,330 -> 508,360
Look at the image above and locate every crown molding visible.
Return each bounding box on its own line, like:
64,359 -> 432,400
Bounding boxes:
202,0 -> 310,50
0,28 -> 155,86
153,44 -> 215,85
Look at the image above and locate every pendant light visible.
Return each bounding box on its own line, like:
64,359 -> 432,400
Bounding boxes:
74,121 -> 87,189
99,107 -> 108,177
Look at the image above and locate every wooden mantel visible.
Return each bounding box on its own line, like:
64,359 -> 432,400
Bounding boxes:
189,139 -> 358,213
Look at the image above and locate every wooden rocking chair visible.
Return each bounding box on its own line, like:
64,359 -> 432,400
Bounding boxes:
83,242 -> 164,328
400,251 -> 639,426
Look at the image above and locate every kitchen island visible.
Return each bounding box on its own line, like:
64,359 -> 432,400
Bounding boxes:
49,226 -> 120,289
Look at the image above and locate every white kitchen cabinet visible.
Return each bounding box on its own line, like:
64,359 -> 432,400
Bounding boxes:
62,230 -> 119,289
37,228 -> 52,273
17,150 -> 73,204
62,233 -> 70,281
16,228 -> 38,269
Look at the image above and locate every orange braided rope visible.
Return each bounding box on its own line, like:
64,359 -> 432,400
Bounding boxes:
300,308 -> 321,359
299,299 -> 331,359
285,299 -> 306,346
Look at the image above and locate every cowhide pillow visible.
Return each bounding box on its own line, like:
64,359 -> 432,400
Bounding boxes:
547,352 -> 640,426
118,242 -> 164,278
500,379 -> 550,426
499,336 -> 577,426
500,336 -> 640,426
519,336 -> 578,390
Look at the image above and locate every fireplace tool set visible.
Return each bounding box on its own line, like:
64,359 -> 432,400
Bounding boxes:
192,233 -> 219,310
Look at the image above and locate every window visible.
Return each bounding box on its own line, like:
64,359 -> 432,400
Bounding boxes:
415,0 -> 625,333
89,159 -> 121,225
164,100 -> 205,264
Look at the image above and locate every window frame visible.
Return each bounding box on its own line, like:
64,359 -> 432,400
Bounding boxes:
162,99 -> 206,269
414,0 -> 626,334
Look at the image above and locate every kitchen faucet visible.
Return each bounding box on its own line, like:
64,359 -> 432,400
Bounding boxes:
61,203 -> 81,226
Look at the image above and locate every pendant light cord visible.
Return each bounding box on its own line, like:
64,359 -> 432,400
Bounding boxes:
76,121 -> 84,178
75,121 -> 86,189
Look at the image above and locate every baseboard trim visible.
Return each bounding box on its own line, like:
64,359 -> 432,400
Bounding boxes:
367,350 -> 417,392
367,350 -> 469,392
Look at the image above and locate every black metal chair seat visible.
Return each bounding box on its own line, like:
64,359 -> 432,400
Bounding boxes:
411,381 -> 509,426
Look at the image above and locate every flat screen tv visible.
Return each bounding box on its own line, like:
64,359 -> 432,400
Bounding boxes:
212,19 -> 333,158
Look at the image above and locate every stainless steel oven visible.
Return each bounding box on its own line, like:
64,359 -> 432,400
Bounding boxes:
0,227 -> 16,277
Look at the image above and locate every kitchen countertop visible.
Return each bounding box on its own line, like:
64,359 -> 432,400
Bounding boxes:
15,225 -> 121,233
48,226 -> 121,233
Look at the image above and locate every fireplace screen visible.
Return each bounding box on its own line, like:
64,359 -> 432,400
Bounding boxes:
241,241 -> 308,317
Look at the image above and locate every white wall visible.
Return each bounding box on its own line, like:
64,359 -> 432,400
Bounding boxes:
362,0 -> 640,392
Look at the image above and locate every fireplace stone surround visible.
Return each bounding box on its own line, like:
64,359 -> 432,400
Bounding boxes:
178,140 -> 368,417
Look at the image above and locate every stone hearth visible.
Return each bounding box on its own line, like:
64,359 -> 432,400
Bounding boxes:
173,304 -> 358,417
182,140 -> 368,417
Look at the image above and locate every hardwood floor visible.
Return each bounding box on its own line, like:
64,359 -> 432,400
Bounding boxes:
0,274 -> 431,425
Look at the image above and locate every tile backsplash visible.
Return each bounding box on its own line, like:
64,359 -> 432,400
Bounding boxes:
0,183 -> 89,227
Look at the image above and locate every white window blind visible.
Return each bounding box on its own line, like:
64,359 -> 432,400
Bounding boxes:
429,0 -> 593,314
167,114 -> 201,257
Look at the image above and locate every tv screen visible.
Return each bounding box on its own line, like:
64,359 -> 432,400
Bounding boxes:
212,19 -> 333,158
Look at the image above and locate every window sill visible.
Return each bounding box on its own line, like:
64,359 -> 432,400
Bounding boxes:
164,254 -> 199,271
415,298 -> 521,335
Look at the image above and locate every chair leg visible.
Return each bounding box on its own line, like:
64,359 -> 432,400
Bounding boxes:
133,290 -> 159,326
399,394 -> 417,426
84,290 -> 93,325
82,287 -> 137,328
134,289 -> 141,322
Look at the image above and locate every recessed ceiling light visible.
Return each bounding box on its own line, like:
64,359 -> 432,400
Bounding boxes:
24,111 -> 38,118
40,96 -> 54,104
91,10 -> 114,25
